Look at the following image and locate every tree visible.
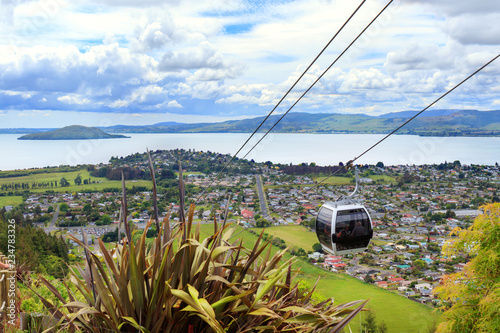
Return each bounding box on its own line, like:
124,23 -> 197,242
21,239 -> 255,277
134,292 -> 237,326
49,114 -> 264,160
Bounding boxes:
362,310 -> 378,333
59,203 -> 69,212
74,174 -> 82,185
312,242 -> 323,253
378,320 -> 388,333
160,169 -> 176,180
376,161 -> 385,168
435,203 -> 500,332
60,177 -> 70,187
82,203 -> 92,216
100,214 -> 111,225
413,259 -> 428,270
34,205 -> 42,216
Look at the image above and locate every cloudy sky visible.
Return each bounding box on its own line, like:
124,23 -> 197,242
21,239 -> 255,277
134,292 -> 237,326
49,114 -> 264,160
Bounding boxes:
0,0 -> 499,128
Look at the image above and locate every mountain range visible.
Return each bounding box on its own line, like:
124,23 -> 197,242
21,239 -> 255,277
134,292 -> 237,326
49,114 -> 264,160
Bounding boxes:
3,109 -> 500,137
103,109 -> 500,136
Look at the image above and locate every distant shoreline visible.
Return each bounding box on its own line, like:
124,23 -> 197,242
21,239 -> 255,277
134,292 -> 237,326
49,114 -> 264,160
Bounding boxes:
0,130 -> 498,138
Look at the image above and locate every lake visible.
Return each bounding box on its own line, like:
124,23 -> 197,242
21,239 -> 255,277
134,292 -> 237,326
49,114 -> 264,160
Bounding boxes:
1,133 -> 499,170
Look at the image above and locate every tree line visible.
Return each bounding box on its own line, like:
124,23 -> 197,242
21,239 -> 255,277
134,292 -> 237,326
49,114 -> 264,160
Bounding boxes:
284,164 -> 344,175
0,211 -> 70,278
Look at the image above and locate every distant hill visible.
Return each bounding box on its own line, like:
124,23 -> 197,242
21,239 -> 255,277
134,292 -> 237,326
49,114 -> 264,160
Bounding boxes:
18,125 -> 130,140
5,109 -> 500,137
100,109 -> 500,136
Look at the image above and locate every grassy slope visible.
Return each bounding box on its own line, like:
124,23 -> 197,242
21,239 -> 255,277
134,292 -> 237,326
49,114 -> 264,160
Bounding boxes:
197,223 -> 439,333
253,225 -> 318,252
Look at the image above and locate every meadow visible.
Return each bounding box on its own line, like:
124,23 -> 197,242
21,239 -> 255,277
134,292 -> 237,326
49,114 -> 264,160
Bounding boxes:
0,195 -> 23,208
0,168 -> 152,198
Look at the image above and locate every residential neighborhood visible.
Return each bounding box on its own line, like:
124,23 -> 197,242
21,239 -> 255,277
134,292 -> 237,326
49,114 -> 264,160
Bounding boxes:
3,149 -> 499,307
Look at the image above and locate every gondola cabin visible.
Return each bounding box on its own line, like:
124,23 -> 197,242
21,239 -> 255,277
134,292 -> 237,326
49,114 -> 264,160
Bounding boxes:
316,200 -> 373,255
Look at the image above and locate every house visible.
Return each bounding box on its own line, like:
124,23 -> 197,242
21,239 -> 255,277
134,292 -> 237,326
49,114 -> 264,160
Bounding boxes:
415,283 -> 431,291
405,290 -> 416,297
241,209 -> 255,219
388,277 -> 405,285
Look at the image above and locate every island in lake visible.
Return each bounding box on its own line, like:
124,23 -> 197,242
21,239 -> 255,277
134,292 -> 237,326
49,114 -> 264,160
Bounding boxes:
18,125 -> 130,140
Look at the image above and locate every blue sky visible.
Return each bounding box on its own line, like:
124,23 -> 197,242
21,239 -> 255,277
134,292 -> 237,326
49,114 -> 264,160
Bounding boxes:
0,0 -> 499,128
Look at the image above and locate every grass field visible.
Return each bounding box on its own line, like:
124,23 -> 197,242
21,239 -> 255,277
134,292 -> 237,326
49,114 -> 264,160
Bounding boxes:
309,276 -> 439,333
312,174 -> 397,186
196,223 -> 439,332
0,195 -> 24,208
253,225 -> 318,252
312,176 -> 353,185
370,175 -> 398,184
0,168 -> 152,194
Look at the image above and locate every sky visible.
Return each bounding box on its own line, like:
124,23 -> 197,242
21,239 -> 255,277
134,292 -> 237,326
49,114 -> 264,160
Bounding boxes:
0,0 -> 499,128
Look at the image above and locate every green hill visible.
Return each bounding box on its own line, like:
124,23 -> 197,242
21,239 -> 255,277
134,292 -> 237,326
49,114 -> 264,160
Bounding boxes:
18,125 -> 129,140
103,109 -> 500,136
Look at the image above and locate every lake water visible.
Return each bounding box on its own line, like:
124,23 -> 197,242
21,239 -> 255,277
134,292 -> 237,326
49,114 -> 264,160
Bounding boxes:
1,133 -> 499,170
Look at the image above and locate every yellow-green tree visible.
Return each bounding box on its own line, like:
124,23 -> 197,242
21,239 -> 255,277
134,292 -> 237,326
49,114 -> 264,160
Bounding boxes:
435,203 -> 500,332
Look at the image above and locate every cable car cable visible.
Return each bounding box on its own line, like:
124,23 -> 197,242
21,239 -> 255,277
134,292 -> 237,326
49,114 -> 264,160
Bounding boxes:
313,53 -> 500,188
194,0 -> 368,203
347,53 -> 500,165
242,0 -> 394,160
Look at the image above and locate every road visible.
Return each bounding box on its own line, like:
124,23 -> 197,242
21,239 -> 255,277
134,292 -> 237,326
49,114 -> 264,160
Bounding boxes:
255,175 -> 271,221
44,204 -> 60,234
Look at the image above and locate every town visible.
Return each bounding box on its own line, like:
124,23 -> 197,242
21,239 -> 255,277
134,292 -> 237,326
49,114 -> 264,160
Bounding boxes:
2,149 -> 499,307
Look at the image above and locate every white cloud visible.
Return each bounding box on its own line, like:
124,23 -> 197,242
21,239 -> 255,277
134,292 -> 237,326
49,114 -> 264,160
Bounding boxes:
0,0 -> 499,124
57,94 -> 91,105
446,14 -> 500,45
167,100 -> 182,108
1,90 -> 32,99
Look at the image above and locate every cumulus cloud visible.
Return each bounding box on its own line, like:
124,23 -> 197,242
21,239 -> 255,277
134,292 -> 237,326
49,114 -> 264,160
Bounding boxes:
406,0 -> 500,16
160,42 -> 227,70
445,14 -> 500,45
167,100 -> 182,108
0,0 -> 499,126
57,94 -> 91,105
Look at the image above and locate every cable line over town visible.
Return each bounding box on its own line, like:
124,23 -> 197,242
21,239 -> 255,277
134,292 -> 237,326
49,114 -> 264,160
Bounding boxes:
194,0 -> 384,203
313,52 -> 500,189
242,0 -> 394,160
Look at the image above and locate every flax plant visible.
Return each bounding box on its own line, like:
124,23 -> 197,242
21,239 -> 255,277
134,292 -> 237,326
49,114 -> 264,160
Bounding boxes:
33,158 -> 367,333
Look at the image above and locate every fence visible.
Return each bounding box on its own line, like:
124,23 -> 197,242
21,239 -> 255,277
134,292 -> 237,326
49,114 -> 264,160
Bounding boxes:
0,253 -> 59,332
0,253 -> 15,326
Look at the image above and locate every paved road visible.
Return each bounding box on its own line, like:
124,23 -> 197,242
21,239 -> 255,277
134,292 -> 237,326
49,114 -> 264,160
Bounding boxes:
44,204 -> 60,234
255,175 -> 271,221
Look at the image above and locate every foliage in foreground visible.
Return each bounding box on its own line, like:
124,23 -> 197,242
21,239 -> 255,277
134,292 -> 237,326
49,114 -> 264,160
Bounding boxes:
435,203 -> 500,332
33,205 -> 366,332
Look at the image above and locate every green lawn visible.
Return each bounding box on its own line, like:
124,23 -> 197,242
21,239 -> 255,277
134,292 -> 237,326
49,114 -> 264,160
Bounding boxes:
0,195 -> 23,208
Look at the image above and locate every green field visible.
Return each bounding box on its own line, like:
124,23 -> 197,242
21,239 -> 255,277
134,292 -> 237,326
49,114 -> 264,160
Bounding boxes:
0,195 -> 24,208
312,176 -> 353,185
253,225 -> 318,252
312,174 -> 397,186
370,175 -> 397,184
310,276 -> 439,333
0,168 -> 152,194
195,223 -> 439,333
